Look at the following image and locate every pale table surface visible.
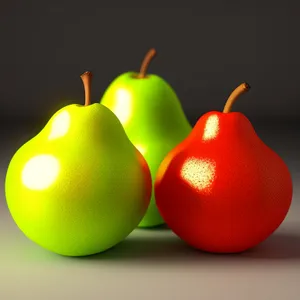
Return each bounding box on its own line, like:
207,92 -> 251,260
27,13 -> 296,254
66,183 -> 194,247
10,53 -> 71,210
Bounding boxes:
0,122 -> 300,300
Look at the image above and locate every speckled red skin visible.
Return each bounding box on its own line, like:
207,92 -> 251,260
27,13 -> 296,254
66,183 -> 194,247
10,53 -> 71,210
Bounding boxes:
155,111 -> 293,253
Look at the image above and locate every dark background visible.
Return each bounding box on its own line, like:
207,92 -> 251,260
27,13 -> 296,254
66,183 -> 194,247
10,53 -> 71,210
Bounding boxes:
1,1 -> 300,127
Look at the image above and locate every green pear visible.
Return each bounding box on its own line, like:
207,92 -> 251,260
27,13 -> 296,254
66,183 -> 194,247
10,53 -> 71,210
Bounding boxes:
5,71 -> 152,256
100,49 -> 192,227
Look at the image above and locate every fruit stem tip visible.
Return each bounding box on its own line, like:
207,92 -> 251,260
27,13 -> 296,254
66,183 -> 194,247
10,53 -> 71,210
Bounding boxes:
244,82 -> 251,90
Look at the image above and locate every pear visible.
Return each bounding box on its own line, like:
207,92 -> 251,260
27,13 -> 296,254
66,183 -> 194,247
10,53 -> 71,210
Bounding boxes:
100,49 -> 192,227
155,83 -> 293,253
5,71 -> 152,256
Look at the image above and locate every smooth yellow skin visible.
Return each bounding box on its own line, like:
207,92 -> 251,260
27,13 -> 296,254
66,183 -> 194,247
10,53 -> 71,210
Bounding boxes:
100,72 -> 192,227
5,103 -> 152,256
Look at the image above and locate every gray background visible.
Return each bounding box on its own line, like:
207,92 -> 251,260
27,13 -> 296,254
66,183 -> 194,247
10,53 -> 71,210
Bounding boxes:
1,1 -> 300,299
1,1 -> 300,124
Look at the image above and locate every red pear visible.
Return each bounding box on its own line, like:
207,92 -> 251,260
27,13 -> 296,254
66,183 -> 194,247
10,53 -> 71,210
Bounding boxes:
155,83 -> 293,254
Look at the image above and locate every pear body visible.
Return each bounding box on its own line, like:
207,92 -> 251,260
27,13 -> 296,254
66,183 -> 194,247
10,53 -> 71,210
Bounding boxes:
100,72 -> 192,227
5,104 -> 152,256
155,111 -> 293,253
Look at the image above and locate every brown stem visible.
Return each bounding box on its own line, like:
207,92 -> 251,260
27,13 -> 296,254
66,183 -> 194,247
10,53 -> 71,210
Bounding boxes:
223,82 -> 251,113
136,48 -> 157,79
80,71 -> 93,106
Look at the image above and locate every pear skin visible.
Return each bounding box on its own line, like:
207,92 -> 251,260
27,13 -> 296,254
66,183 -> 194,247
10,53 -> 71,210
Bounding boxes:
155,83 -> 293,253
100,49 -> 192,227
5,72 -> 152,256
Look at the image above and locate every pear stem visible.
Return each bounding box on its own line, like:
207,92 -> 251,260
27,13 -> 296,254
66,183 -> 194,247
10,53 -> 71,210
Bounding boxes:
137,48 -> 157,79
223,82 -> 251,113
80,71 -> 93,106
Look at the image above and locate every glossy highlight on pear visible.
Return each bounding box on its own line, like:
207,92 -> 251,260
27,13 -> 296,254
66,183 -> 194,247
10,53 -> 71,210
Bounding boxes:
155,82 -> 293,254
21,154 -> 60,190
100,48 -> 192,228
5,71 -> 152,257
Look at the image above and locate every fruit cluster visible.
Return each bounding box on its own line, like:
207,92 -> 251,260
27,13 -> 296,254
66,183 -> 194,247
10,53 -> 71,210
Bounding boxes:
4,49 -> 293,257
